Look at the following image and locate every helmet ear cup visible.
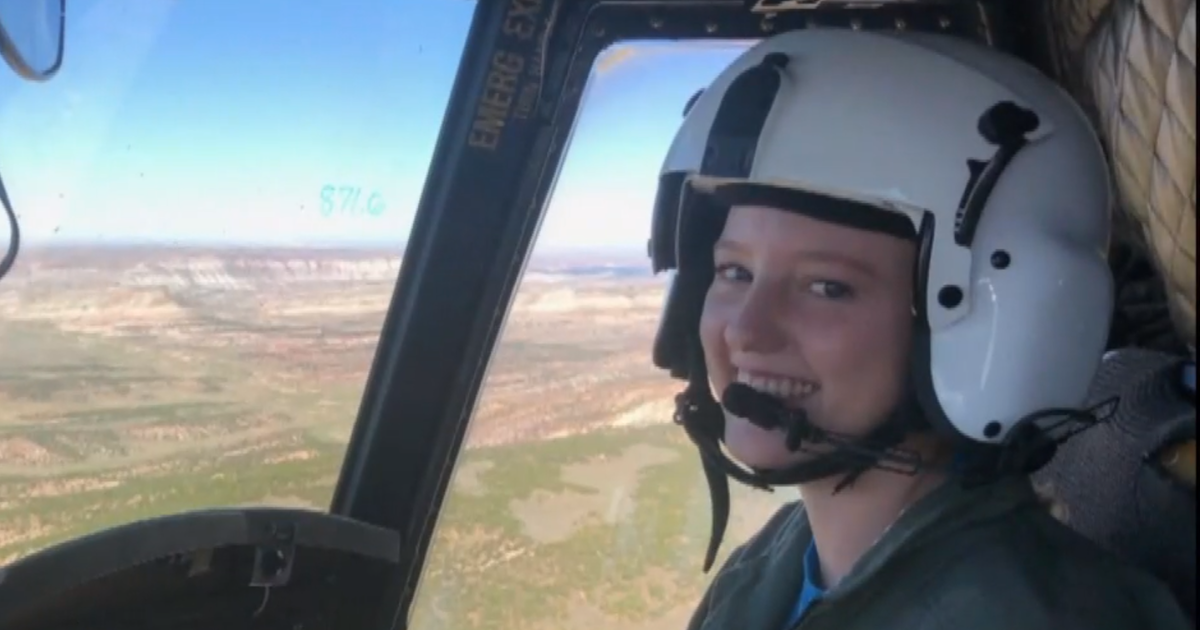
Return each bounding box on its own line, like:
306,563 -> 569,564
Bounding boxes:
653,273 -> 705,378
907,213 -> 961,439
649,171 -> 689,273
653,182 -> 730,378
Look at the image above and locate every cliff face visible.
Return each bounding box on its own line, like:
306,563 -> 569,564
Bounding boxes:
3,247 -> 403,292
0,247 -> 405,337
0,245 -> 661,341
0,245 -> 659,329
2,247 -> 651,291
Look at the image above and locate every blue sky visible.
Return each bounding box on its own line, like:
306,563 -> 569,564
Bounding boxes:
0,0 -> 748,250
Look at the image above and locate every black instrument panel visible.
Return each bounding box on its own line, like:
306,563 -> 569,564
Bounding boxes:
0,508 -> 400,630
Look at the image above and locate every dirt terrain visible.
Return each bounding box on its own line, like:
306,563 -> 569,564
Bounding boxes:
0,245 -> 785,630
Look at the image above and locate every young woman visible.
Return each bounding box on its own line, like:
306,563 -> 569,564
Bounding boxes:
643,28 -> 1192,630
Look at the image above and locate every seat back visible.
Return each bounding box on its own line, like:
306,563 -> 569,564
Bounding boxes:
1032,348 -> 1196,622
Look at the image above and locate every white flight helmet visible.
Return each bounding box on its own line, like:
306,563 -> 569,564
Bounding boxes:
649,28 -> 1114,450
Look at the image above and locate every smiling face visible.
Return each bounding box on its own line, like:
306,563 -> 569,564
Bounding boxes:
699,204 -> 918,471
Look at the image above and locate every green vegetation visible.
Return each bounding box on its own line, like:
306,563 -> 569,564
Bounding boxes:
0,434 -> 342,556
409,420 -> 791,630
0,272 -> 780,630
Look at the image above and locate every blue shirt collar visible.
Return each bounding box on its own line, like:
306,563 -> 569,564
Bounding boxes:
783,539 -> 827,628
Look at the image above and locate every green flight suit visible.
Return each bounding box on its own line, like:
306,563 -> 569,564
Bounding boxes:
687,476 -> 1191,630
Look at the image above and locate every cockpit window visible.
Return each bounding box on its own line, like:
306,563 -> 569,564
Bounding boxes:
0,0 -> 471,563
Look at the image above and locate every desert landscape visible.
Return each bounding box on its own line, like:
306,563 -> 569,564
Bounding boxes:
0,244 -> 789,629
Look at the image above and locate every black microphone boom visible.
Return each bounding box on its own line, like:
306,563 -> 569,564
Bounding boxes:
721,383 -> 785,428
721,382 -> 922,471
722,383 -> 819,451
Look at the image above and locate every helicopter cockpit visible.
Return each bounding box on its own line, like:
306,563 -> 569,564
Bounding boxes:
0,1 -> 1192,629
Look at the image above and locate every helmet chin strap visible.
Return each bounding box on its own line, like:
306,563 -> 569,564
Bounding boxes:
673,337 -> 929,572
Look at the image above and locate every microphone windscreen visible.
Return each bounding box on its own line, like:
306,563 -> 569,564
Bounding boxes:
722,383 -> 784,427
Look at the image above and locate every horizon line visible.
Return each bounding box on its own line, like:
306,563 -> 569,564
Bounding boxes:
19,240 -> 648,255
